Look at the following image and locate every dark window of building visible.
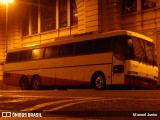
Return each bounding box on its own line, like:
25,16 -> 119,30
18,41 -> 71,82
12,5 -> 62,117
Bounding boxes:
59,0 -> 67,28
142,0 -> 156,10
31,0 -> 38,34
71,0 -> 78,26
45,46 -> 59,58
59,43 -> 74,56
31,48 -> 44,60
22,8 -> 29,36
19,50 -> 31,61
41,0 -> 56,32
6,52 -> 19,63
122,0 -> 137,14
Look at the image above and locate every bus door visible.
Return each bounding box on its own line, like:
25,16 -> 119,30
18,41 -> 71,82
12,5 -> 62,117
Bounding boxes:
112,55 -> 125,84
111,38 -> 125,84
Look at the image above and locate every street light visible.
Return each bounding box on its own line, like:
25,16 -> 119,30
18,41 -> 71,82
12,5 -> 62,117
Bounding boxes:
1,0 -> 13,4
0,0 -> 14,53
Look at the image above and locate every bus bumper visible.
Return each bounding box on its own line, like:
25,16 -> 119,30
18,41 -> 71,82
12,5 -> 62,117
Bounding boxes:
124,76 -> 157,89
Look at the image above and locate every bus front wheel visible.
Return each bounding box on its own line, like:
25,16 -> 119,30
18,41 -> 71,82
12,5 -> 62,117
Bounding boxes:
92,72 -> 106,90
20,76 -> 29,90
31,76 -> 41,90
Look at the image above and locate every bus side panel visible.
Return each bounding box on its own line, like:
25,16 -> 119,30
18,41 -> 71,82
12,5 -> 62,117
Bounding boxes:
55,67 -> 72,86
72,67 -> 84,85
84,64 -> 112,85
33,69 -> 55,86
3,72 -> 20,86
4,53 -> 113,87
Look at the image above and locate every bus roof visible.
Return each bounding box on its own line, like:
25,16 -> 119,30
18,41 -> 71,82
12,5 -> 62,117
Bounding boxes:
7,30 -> 153,52
101,30 -> 153,42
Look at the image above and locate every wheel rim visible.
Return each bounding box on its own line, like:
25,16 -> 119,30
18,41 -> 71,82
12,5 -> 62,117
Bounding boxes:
95,76 -> 104,89
33,78 -> 40,90
21,79 -> 28,90
21,82 -> 26,89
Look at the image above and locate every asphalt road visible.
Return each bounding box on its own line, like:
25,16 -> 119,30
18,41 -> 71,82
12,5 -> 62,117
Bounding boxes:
0,90 -> 160,120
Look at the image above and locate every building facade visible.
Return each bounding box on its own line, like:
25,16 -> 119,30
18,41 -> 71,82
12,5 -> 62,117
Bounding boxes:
0,0 -> 159,89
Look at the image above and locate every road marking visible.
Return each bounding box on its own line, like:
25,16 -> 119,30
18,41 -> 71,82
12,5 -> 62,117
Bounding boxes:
2,96 -> 160,112
21,97 -> 133,112
44,99 -> 105,112
21,97 -> 103,112
133,98 -> 160,101
44,98 -> 135,112
0,98 -> 39,103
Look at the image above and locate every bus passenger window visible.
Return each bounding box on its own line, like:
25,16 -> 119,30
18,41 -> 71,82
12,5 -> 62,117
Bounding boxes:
93,38 -> 112,53
19,50 -> 31,61
6,52 -> 19,63
75,41 -> 93,55
32,48 -> 44,60
59,44 -> 74,57
45,46 -> 59,58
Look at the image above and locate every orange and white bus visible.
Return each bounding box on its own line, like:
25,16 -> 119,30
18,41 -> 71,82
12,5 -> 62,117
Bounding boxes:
3,30 -> 158,90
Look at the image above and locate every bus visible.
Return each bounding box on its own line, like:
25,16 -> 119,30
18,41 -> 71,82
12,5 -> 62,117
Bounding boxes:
3,30 -> 158,90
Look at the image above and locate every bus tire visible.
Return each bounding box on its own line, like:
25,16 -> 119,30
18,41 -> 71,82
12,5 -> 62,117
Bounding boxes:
31,76 -> 41,90
20,76 -> 29,90
92,72 -> 106,90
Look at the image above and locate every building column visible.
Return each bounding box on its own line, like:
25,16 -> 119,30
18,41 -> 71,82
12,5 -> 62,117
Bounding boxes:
75,0 -> 101,33
56,0 -> 59,30
38,0 -> 41,33
106,0 -> 121,31
76,0 -> 85,33
67,0 -> 71,27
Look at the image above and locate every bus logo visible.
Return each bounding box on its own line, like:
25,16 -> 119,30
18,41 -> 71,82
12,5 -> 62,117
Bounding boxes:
2,112 -> 11,117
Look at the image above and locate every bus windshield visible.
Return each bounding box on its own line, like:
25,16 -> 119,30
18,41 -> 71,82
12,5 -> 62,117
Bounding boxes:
127,37 -> 157,66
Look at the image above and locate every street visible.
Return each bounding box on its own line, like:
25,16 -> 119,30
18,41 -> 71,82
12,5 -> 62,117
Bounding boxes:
0,90 -> 160,120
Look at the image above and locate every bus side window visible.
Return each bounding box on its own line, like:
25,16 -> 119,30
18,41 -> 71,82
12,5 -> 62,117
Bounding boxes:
6,52 -> 19,63
31,48 -> 44,60
19,50 -> 31,61
93,38 -> 112,53
45,46 -> 59,58
75,41 -> 93,55
59,43 -> 74,57
114,36 -> 126,60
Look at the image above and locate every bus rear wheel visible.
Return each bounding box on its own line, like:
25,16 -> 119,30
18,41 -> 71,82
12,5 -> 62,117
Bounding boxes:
20,77 -> 29,90
92,72 -> 106,90
32,76 -> 41,90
